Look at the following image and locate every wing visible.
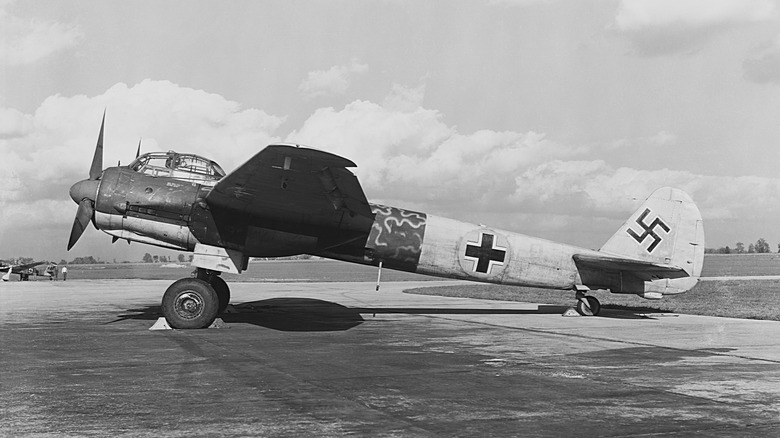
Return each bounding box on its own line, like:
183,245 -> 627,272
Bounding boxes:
205,145 -> 374,236
11,262 -> 46,274
572,253 -> 689,282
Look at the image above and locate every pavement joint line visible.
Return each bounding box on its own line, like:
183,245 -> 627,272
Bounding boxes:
294,369 -> 475,383
158,332 -> 438,435
607,422 -> 780,438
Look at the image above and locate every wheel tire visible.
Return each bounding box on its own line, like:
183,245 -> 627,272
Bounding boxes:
586,296 -> 601,316
210,276 -> 231,314
576,296 -> 601,316
161,278 -> 219,329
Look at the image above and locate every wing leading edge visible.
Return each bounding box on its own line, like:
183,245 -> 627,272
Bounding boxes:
572,253 -> 689,282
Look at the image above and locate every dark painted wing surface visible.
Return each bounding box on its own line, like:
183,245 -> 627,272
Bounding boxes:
10,261 -> 46,273
205,145 -> 374,234
573,253 -> 689,282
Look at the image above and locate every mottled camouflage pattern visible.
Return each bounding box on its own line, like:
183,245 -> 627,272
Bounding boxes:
366,204 -> 427,270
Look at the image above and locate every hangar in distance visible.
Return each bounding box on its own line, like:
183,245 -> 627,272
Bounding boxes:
67,115 -> 705,329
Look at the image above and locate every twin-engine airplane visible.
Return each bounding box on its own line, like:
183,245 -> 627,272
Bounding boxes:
68,115 -> 705,328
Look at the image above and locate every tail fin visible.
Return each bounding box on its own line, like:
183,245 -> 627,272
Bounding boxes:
600,187 -> 704,295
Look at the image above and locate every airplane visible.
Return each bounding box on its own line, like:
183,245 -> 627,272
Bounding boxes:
67,114 -> 705,329
1,260 -> 48,281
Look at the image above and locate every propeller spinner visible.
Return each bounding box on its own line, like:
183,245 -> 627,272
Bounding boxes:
67,112 -> 105,250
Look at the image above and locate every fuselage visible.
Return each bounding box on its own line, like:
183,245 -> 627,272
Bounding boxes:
86,163 -> 634,294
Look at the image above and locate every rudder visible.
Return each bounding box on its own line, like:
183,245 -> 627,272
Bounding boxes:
600,187 -> 704,294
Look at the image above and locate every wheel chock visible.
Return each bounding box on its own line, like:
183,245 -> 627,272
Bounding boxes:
149,317 -> 172,330
148,317 -> 228,330
208,318 -> 228,329
562,307 -> 580,317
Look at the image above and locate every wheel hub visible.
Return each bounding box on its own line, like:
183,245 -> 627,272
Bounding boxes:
174,292 -> 203,319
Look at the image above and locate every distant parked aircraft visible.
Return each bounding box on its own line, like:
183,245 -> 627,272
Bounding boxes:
1,260 -> 48,281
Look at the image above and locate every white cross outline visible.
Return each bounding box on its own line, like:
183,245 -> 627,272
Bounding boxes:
463,232 -> 508,275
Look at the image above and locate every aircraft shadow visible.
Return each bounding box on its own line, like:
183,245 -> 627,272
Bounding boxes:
349,304 -> 569,315
110,298 -> 662,331
360,305 -> 666,320
599,305 -> 677,320
111,298 -> 365,332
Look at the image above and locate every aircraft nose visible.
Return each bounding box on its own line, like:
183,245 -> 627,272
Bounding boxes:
69,179 -> 99,204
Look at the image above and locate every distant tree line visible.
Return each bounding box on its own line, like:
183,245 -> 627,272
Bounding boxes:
3,256 -> 101,265
705,238 -> 775,254
12,240 -> 778,268
251,254 -> 314,261
69,256 -> 101,264
141,253 -> 193,263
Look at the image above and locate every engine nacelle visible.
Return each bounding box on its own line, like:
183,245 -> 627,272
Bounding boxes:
95,211 -> 196,251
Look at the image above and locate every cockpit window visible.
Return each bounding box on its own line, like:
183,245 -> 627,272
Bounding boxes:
129,151 -> 226,184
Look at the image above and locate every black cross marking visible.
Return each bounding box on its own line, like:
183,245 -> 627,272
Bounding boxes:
626,208 -> 670,253
465,233 -> 506,274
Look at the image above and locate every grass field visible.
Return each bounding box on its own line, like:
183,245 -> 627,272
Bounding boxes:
406,280 -> 780,321
407,254 -> 780,321
700,253 -> 780,276
406,254 -> 780,321
17,254 -> 780,321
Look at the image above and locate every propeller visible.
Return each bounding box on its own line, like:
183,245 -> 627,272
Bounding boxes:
89,111 -> 104,179
67,111 -> 105,250
67,199 -> 95,250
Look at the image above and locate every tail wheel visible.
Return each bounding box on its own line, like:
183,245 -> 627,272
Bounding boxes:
162,278 -> 219,329
209,276 -> 231,314
576,295 -> 601,316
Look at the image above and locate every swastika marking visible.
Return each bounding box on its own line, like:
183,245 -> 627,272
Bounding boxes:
626,208 -> 670,253
464,233 -> 507,274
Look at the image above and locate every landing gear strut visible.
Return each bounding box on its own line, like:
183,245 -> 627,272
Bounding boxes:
160,268 -> 232,329
575,291 -> 601,316
195,268 -> 231,314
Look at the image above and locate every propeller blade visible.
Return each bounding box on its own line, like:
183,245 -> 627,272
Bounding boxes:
67,199 -> 94,250
136,138 -> 141,158
89,110 -> 105,180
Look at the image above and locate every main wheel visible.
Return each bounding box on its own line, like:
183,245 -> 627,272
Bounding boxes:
209,276 -> 231,314
161,278 -> 219,329
576,296 -> 601,316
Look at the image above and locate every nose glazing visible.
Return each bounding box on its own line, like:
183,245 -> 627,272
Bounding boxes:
69,179 -> 99,204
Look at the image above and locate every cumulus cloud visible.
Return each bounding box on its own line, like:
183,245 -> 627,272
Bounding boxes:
0,79 -> 286,231
744,35 -> 780,83
4,79 -> 780,258
512,159 -> 780,221
288,84 -> 584,210
288,83 -> 780,247
298,59 -> 369,98
613,0 -> 777,56
0,0 -> 84,65
610,130 -> 678,150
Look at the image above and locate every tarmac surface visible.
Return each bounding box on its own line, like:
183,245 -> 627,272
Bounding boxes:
1,279 -> 780,437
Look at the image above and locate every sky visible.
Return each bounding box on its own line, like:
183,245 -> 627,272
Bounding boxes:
2,0 -> 780,263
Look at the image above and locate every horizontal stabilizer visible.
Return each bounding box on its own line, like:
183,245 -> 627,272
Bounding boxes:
572,253 -> 689,282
